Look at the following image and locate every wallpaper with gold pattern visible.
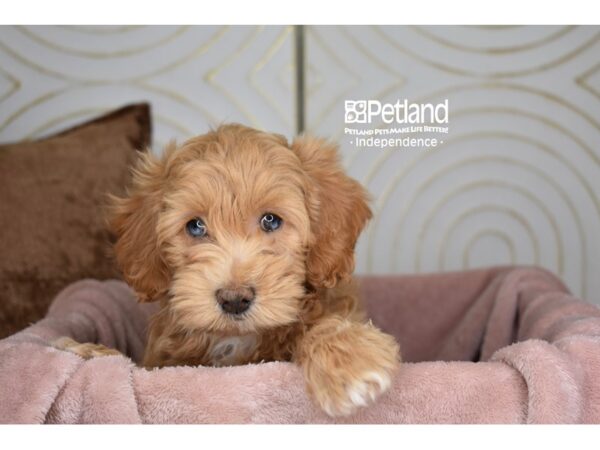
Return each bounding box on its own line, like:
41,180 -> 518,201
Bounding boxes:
1,25 -> 600,303
0,25 -> 296,148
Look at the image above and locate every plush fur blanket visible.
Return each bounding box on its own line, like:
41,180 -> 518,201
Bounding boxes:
1,266 -> 600,423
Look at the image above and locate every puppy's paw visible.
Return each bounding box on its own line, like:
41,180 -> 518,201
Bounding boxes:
318,368 -> 394,417
299,319 -> 400,417
346,370 -> 392,408
51,337 -> 122,360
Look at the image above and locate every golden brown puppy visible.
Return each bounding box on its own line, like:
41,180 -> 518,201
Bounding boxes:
59,124 -> 400,417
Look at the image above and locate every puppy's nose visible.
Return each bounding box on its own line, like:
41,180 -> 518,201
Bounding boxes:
215,286 -> 255,315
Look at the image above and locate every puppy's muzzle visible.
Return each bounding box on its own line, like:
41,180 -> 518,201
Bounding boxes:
215,286 -> 255,315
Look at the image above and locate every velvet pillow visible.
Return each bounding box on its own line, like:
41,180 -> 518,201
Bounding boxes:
0,104 -> 151,338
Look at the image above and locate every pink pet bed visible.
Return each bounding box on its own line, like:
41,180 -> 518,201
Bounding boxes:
1,266 -> 600,423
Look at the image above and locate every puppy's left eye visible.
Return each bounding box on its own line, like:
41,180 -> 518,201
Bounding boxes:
260,213 -> 282,232
186,217 -> 207,238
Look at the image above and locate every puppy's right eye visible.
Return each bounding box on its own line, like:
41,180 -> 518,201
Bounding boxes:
186,218 -> 207,238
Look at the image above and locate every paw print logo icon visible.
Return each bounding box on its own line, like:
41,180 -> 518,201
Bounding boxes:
345,100 -> 367,123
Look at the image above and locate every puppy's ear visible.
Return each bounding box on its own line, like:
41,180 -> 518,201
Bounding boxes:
109,148 -> 171,302
291,136 -> 372,288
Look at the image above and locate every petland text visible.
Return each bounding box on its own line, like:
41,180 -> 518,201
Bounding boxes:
345,99 -> 449,125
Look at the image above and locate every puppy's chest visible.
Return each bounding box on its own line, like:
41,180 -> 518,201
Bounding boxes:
205,334 -> 259,367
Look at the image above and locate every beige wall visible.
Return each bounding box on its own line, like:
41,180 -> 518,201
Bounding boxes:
0,26 -> 296,147
1,25 -> 599,303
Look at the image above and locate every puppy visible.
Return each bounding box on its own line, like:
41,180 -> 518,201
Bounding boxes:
59,124 -> 400,417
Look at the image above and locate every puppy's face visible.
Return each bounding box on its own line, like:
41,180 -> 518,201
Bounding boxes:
111,125 -> 371,335
154,132 -> 311,334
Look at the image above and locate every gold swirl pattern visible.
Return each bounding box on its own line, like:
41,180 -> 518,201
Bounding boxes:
372,26 -> 600,79
16,25 -> 192,59
0,66 -> 20,103
576,62 -> 600,101
411,25 -> 577,55
462,229 -> 517,268
442,206 -> 540,270
305,27 -> 360,132
306,26 -> 600,303
2,25 -> 600,304
59,26 -> 142,35
416,181 -> 565,277
369,131 -> 592,297
0,25 -> 296,143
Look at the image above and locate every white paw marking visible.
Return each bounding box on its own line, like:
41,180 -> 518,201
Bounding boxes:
348,382 -> 369,407
322,397 -> 355,417
346,371 -> 391,409
365,370 -> 391,392
320,370 -> 392,417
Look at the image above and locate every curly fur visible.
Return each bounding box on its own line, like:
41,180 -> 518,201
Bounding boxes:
62,124 -> 400,417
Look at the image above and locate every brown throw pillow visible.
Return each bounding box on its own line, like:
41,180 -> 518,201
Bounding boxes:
0,104 -> 151,338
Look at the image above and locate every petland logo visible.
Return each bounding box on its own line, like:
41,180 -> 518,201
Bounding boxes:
343,99 -> 450,149
345,99 -> 449,124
